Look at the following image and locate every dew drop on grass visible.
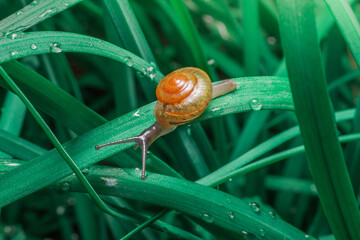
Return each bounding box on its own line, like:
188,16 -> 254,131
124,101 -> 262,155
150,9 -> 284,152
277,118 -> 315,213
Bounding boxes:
201,213 -> 214,223
6,33 -> 18,40
259,229 -> 265,238
16,11 -> 23,15
56,206 -> 66,215
39,9 -> 54,18
82,167 -> 90,176
186,125 -> 191,136
207,58 -> 215,66
227,211 -> 234,219
249,202 -> 261,213
124,57 -> 133,67
30,0 -> 39,5
147,66 -> 156,80
269,211 -> 277,219
136,68 -> 146,78
9,51 -> 18,59
61,182 -> 71,192
50,43 -> 62,53
249,98 -> 263,111
30,44 -> 37,50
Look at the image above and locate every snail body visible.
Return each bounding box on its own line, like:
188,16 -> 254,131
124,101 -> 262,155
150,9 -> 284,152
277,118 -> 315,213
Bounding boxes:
96,67 -> 236,180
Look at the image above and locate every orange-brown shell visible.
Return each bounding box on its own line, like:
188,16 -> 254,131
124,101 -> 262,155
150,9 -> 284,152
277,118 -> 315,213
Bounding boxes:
154,67 -> 212,127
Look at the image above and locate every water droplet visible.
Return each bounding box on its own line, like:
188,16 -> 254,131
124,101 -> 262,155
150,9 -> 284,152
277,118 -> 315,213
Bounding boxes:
9,51 -> 18,58
267,36 -> 277,45
228,211 -> 234,219
186,125 -> 191,136
89,42 -> 93,47
50,43 -> 62,53
201,213 -> 214,223
61,182 -> 71,192
124,57 -> 133,67
146,66 -> 156,80
228,178 -> 233,182
63,3 -> 69,6
269,211 -> 277,219
249,202 -> 261,213
249,98 -> 263,111
4,225 -> 16,235
6,33 -> 18,40
259,229 -> 266,238
39,9 -> 54,18
67,197 -> 76,205
30,0 -> 39,6
30,44 -> 37,50
82,167 -> 90,175
136,68 -> 146,78
207,59 -> 215,66
226,198 -> 231,204
16,11 -> 23,15
56,206 -> 66,215
211,107 -> 221,112
132,110 -> 140,117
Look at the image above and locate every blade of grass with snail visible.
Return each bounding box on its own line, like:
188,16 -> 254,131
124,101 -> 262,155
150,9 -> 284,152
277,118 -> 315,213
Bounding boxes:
277,0 -> 360,239
0,76 -> 293,207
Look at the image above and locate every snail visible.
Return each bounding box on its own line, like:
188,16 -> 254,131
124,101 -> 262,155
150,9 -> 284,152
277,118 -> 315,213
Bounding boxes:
95,67 -> 237,180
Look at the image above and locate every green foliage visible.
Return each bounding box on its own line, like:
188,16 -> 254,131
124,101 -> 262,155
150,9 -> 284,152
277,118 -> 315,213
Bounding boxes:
0,0 -> 359,239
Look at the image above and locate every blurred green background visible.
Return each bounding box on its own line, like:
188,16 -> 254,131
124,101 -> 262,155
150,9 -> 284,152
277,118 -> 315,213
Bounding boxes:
0,0 -> 360,239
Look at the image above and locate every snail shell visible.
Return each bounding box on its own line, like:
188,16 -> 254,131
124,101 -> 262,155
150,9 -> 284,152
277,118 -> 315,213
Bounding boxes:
154,67 -> 212,127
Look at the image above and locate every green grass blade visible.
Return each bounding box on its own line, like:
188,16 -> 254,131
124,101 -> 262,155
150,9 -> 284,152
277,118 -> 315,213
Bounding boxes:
0,31 -> 163,83
277,0 -> 360,239
243,0 -> 260,76
324,0 -> 360,67
0,76 -> 293,208
0,129 -> 46,160
169,0 -> 210,73
102,0 -> 157,100
0,0 -> 83,34
53,166 -> 308,239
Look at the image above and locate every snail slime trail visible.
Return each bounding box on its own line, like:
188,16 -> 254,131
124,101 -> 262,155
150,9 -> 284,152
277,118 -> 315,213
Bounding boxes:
95,67 -> 237,180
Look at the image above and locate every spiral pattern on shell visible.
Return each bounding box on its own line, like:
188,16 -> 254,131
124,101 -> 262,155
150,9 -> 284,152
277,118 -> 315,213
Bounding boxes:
154,67 -> 212,127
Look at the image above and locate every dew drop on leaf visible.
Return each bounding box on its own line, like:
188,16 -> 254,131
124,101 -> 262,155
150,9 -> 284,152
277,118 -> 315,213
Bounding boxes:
201,213 -> 214,223
136,68 -> 146,78
147,66 -> 156,80
50,43 -> 62,53
269,211 -> 277,219
39,9 -> 54,18
30,44 -> 37,50
227,211 -> 234,219
249,98 -> 263,111
249,202 -> 261,213
124,57 -> 133,67
259,229 -> 265,238
9,51 -> 18,59
61,182 -> 71,192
